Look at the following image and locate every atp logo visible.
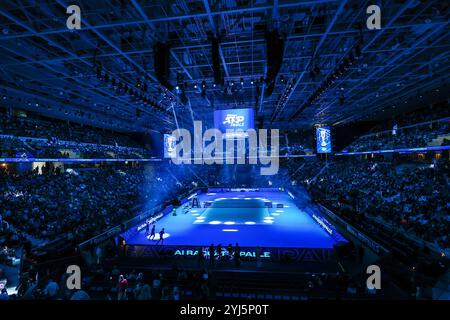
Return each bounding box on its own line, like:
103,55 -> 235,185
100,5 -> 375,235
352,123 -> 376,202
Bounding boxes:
223,114 -> 245,127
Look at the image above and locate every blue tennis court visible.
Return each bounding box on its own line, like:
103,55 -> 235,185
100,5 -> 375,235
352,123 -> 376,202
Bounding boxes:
124,189 -> 345,249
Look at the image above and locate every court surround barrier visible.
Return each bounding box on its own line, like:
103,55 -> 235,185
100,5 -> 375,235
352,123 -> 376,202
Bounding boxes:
78,189 -> 200,251
318,204 -> 389,255
285,188 -> 348,246
126,244 -> 333,263
319,203 -> 444,256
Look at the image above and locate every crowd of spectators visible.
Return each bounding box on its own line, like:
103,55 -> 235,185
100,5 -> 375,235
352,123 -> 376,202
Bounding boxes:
0,112 -> 140,147
0,132 -> 150,159
363,99 -> 449,135
286,158 -> 450,251
0,112 -> 151,159
345,118 -> 450,152
22,264 -> 215,301
12,254 -> 376,300
0,162 -> 209,250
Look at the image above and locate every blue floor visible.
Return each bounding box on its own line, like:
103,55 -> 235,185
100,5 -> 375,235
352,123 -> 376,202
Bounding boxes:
126,190 -> 340,249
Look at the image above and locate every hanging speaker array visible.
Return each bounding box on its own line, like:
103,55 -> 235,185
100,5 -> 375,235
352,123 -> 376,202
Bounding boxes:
154,42 -> 173,90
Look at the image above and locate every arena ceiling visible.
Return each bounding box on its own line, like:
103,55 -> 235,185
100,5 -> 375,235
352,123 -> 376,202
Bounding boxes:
0,0 -> 448,133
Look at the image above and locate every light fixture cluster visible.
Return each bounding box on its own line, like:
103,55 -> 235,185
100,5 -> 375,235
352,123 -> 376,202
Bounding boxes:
95,64 -> 171,116
270,76 -> 296,123
289,40 -> 362,121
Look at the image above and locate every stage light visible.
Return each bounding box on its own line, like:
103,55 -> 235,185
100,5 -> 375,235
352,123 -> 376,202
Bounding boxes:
147,233 -> 170,240
276,210 -> 284,213
194,84 -> 198,89
272,213 -> 280,216
263,220 -> 274,224
222,229 -> 239,232
244,221 -> 256,225
224,221 -> 235,225
240,78 -> 244,85
250,80 -> 254,85
209,221 -> 221,225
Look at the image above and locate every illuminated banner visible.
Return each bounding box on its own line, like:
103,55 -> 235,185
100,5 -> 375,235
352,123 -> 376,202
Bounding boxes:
316,127 -> 332,153
214,108 -> 255,133
164,134 -> 177,158
174,249 -> 271,259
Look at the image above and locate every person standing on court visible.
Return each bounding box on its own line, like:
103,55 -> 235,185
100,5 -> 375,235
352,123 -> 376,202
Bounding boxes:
145,222 -> 150,236
208,244 -> 215,266
227,243 -> 233,260
150,224 -> 156,240
256,246 -> 262,268
216,244 -> 223,262
197,247 -> 205,268
156,228 -> 165,245
234,243 -> 241,267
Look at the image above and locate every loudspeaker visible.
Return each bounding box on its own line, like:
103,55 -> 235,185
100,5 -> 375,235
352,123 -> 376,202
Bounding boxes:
265,30 -> 285,96
211,37 -> 223,86
154,42 -> 173,90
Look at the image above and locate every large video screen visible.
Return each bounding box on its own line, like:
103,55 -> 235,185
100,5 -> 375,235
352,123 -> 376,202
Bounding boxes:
214,108 -> 255,133
316,127 -> 332,153
164,134 -> 177,158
